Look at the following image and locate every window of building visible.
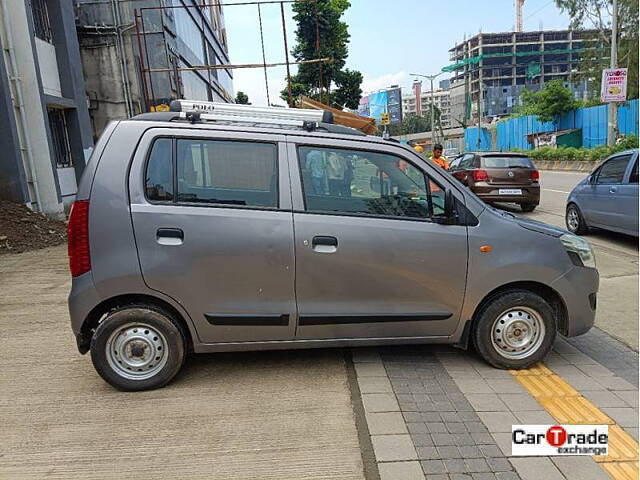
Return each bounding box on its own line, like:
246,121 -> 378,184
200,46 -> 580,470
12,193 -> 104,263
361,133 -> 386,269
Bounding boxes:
47,109 -> 73,168
595,155 -> 632,185
31,0 -> 53,43
298,146 -> 445,219
176,139 -> 278,207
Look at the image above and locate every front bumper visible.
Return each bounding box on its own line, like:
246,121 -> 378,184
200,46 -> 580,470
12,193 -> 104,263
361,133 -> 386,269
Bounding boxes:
551,265 -> 599,337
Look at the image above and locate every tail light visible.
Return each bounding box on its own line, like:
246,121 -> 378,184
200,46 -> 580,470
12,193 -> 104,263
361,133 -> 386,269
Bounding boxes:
473,169 -> 489,182
68,200 -> 91,277
531,169 -> 540,181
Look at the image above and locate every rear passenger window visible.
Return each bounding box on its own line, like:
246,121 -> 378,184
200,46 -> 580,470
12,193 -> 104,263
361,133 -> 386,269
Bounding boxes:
176,139 -> 278,207
145,138 -> 173,201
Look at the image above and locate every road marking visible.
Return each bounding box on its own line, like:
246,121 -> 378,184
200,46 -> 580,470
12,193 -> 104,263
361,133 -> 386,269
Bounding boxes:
511,363 -> 638,476
542,188 -> 571,194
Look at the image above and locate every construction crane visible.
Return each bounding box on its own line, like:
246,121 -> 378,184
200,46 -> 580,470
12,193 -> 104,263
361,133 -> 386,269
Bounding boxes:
515,0 -> 525,32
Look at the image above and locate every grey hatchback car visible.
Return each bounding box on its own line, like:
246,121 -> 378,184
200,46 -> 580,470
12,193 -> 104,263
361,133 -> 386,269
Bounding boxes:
68,101 -> 599,391
566,149 -> 639,237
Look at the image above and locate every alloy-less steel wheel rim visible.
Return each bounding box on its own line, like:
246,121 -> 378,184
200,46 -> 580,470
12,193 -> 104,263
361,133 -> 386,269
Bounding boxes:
567,207 -> 580,232
490,307 -> 546,360
105,323 -> 169,380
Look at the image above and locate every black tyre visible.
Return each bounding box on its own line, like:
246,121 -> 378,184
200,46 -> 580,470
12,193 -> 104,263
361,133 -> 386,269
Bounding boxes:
90,304 -> 186,391
473,290 -> 556,369
520,203 -> 537,212
566,203 -> 589,235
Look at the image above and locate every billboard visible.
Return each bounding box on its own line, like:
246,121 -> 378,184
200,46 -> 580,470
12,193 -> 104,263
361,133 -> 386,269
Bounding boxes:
368,91 -> 388,122
601,68 -> 628,102
386,87 -> 403,124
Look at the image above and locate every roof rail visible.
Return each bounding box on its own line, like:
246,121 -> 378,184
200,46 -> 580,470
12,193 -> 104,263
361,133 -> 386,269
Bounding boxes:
170,99 -> 334,124
129,100 -> 366,136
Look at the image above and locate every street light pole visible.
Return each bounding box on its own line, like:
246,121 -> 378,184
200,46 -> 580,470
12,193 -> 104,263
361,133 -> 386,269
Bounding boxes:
411,72 -> 442,146
607,0 -> 618,147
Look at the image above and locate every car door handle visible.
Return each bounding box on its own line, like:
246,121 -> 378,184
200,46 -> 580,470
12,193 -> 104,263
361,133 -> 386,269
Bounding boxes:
610,187 -> 617,194
311,235 -> 338,253
157,228 -> 184,245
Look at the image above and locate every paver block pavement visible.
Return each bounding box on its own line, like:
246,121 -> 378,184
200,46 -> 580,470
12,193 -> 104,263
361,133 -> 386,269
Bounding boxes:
367,412 -> 408,435
362,393 -> 400,413
478,412 -> 518,433
466,394 -> 509,412
510,458 -> 564,480
372,434 -> 418,462
378,461 -> 425,480
551,457 -> 610,480
358,376 -> 393,394
601,407 -> 639,428
355,362 -> 388,377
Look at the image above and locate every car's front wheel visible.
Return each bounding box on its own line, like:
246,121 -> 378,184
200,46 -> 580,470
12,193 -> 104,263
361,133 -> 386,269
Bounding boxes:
90,305 -> 186,391
566,203 -> 589,235
473,290 -> 556,369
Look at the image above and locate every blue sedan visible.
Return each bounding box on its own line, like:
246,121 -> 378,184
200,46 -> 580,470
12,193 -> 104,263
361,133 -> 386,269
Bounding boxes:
566,149 -> 638,237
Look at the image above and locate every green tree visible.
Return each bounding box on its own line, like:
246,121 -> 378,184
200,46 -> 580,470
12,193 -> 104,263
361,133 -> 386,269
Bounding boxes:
235,91 -> 250,104
515,80 -> 579,123
383,107 -> 440,137
554,0 -> 639,99
281,0 -> 362,109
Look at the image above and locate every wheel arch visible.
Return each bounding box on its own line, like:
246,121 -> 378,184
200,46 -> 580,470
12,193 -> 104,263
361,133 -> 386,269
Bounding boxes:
458,280 -> 569,349
77,293 -> 195,354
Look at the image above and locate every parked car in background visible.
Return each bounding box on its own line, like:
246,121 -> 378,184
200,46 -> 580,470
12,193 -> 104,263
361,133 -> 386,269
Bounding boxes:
448,152 -> 540,212
566,149 -> 639,237
444,147 -> 459,159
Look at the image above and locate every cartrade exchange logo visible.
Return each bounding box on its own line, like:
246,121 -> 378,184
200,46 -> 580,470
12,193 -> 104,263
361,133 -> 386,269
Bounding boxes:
512,425 -> 608,456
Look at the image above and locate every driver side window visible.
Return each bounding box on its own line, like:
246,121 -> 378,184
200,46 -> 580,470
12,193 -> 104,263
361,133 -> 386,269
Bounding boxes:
298,146 -> 444,219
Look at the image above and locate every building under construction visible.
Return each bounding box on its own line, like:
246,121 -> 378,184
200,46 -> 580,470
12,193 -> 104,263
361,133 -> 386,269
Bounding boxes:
75,0 -> 234,137
446,28 -> 607,125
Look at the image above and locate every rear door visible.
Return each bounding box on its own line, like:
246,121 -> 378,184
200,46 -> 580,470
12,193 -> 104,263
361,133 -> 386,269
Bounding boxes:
129,128 -> 296,344
288,137 -> 469,340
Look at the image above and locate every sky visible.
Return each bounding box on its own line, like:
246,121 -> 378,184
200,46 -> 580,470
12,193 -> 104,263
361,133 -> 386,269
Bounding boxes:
223,0 -> 573,106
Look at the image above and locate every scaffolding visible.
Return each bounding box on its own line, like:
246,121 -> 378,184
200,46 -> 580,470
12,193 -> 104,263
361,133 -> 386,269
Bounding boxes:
132,0 -> 330,109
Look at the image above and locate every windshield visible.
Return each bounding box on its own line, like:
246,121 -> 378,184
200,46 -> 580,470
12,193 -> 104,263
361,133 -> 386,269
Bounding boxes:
482,156 -> 533,168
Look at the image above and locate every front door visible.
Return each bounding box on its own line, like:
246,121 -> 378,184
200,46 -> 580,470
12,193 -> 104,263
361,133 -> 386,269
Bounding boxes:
589,154 -> 633,229
129,129 -> 296,344
288,139 -> 469,340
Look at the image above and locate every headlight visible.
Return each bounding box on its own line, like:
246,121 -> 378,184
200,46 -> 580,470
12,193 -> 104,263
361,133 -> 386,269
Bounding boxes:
560,234 -> 596,269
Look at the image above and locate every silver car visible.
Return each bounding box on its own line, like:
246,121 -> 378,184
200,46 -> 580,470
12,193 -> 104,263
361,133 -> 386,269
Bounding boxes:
67,101 -> 599,391
566,149 -> 639,237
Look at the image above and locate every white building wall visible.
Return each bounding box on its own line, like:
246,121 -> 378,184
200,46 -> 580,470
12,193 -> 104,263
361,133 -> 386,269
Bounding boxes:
3,2 -> 63,216
35,38 -> 62,97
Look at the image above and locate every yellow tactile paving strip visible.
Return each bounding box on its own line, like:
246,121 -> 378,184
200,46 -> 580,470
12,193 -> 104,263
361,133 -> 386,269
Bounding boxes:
511,363 -> 639,480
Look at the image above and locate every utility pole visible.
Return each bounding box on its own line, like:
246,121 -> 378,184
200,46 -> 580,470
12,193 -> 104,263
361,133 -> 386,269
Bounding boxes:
411,72 -> 442,146
476,91 -> 482,149
607,0 -> 618,147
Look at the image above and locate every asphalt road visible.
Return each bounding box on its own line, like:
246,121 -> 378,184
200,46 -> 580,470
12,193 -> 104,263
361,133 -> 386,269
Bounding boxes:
493,169 -> 639,350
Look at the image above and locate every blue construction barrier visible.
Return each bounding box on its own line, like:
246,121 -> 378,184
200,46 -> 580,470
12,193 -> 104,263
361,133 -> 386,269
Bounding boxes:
464,99 -> 639,151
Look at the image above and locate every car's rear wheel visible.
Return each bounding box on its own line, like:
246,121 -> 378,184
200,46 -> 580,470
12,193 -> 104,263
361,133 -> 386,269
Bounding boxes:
520,203 -> 537,212
566,203 -> 589,235
90,305 -> 186,391
473,290 -> 556,369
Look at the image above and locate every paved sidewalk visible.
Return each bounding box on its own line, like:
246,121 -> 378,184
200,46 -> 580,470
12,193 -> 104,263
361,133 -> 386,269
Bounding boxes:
353,338 -> 638,480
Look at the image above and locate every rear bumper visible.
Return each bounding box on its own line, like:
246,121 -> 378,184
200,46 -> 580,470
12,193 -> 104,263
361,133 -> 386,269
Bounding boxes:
473,184 -> 540,204
551,266 -> 599,337
68,271 -> 101,354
